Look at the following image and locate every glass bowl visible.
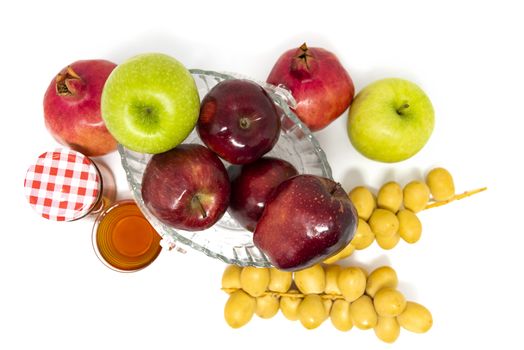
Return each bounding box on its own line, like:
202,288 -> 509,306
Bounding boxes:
118,69 -> 332,267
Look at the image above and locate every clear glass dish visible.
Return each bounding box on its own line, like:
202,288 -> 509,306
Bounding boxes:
118,69 -> 333,267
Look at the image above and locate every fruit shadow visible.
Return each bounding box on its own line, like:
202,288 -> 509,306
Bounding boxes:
379,167 -> 425,187
91,157 -> 118,202
397,278 -> 419,301
350,67 -> 424,95
341,166 -> 425,193
340,165 -> 428,194
340,167 -> 367,193
340,252 -> 392,270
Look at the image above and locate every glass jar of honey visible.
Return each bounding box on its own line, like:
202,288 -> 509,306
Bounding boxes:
92,200 -> 162,272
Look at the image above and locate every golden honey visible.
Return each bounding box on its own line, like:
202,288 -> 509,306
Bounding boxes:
93,200 -> 161,272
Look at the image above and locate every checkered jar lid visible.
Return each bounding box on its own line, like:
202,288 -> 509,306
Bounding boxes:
24,149 -> 101,221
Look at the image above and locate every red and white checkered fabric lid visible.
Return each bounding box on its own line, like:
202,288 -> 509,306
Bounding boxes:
24,149 -> 101,221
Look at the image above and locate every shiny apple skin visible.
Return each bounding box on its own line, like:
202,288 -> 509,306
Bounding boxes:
253,175 -> 358,271
197,79 -> 281,164
141,144 -> 230,231
229,157 -> 298,232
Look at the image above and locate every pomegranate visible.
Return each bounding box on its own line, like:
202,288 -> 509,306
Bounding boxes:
43,60 -> 117,156
267,43 -> 354,132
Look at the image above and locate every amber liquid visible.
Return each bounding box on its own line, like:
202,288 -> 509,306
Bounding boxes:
95,200 -> 161,271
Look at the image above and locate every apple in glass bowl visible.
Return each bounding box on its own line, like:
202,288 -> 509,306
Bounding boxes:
118,69 -> 333,268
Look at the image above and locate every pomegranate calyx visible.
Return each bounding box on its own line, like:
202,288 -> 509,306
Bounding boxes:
297,43 -> 313,69
56,66 -> 84,96
291,43 -> 315,78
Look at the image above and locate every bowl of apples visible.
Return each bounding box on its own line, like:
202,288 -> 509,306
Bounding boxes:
118,69 -> 332,267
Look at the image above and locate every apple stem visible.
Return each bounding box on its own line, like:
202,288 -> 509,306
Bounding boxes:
424,187 -> 487,210
239,117 -> 251,130
330,184 -> 339,195
396,103 -> 410,115
191,195 -> 207,219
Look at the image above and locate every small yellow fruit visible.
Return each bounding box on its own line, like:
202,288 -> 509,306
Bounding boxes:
366,266 -> 398,298
255,294 -> 279,319
294,264 -> 326,294
426,167 -> 455,201
224,290 -> 256,328
240,267 -> 270,297
324,265 -> 342,295
268,268 -> 292,293
373,288 -> 407,317
350,295 -> 378,329
330,299 -> 353,331
375,232 -> 400,250
397,301 -> 433,333
348,186 -> 376,220
377,181 -> 403,213
369,209 -> 399,237
280,290 -> 302,321
323,298 -> 333,318
323,243 -> 355,264
351,219 -> 375,250
297,294 -> 327,329
338,267 -> 367,302
397,209 -> 422,243
403,181 -> 430,213
221,265 -> 242,289
374,316 -> 400,343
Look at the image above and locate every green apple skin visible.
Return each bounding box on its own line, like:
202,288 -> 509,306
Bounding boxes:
347,78 -> 434,163
101,53 -> 200,154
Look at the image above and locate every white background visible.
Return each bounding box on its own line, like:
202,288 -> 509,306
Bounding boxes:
1,0 -> 522,349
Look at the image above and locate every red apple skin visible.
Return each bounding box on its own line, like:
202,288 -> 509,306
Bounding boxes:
229,157 -> 298,232
253,175 -> 357,271
141,144 -> 231,231
197,79 -> 281,164
267,44 -> 354,132
43,60 -> 118,156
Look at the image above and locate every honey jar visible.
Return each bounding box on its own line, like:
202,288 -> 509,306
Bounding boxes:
92,200 -> 162,272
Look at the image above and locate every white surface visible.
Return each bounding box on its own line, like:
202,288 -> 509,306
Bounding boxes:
1,1 -> 522,349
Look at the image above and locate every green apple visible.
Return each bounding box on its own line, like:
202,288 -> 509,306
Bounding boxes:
101,53 -> 200,154
347,78 -> 434,162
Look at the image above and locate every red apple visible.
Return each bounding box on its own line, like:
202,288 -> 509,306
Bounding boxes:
141,144 -> 230,231
267,43 -> 354,132
43,60 -> 117,156
229,157 -> 298,232
197,79 -> 281,164
253,175 -> 358,271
